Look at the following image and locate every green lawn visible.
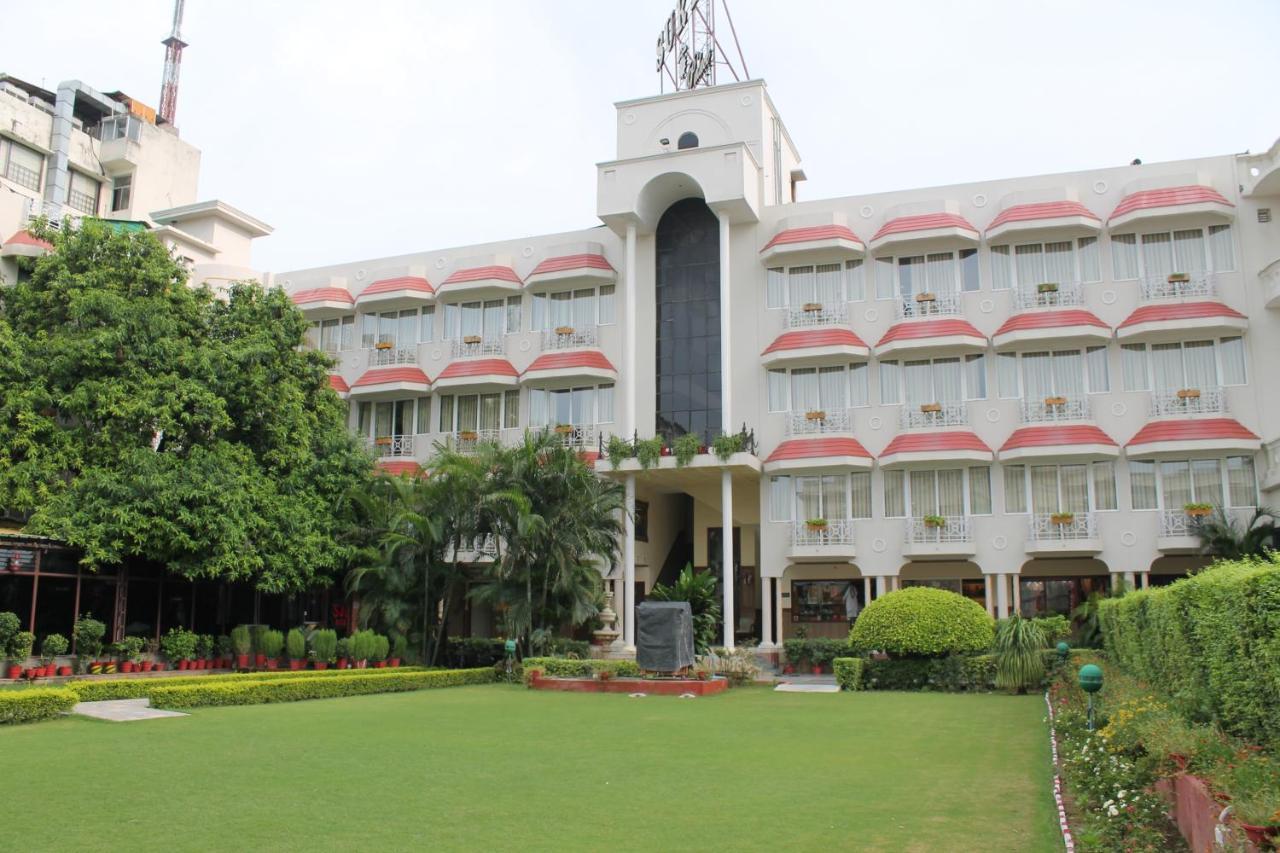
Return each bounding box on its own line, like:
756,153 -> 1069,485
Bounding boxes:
2,686 -> 1060,852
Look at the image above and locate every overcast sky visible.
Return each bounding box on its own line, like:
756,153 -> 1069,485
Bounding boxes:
6,0 -> 1277,272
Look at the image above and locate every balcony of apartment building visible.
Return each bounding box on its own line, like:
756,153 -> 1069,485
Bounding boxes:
879,434 -> 994,559
789,518 -> 858,561
353,275 -> 434,314
1024,511 -> 1102,556
1155,506 -> 1257,554
765,457 -> 871,562
290,286 -> 355,318
368,341 -> 419,367
446,533 -> 499,563
436,259 -> 523,300
903,515 -> 975,558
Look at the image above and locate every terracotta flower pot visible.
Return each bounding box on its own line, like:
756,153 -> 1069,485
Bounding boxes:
121,661 -> 134,673
265,658 -> 279,671
236,654 -> 251,670
58,666 -> 72,677
388,658 -> 401,668
255,654 -> 267,667
782,664 -> 794,674
140,661 -> 153,672
153,662 -> 165,671
374,661 -> 387,668
336,658 -> 348,670
289,660 -> 304,671
811,665 -> 824,675
314,661 -> 329,670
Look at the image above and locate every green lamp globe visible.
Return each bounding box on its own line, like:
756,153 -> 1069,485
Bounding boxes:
1056,641 -> 1070,661
504,639 -> 517,655
1078,663 -> 1104,694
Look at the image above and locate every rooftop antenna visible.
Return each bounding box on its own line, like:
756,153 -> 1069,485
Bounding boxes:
655,0 -> 750,94
158,0 -> 188,125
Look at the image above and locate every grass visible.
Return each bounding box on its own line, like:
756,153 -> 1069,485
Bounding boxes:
3,686 -> 1060,852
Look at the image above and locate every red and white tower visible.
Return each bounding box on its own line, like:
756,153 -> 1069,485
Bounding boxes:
158,0 -> 187,125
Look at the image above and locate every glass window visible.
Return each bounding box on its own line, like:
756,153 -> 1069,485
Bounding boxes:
598,384 -> 614,423
997,352 -> 1019,398
874,257 -> 895,299
1015,243 -> 1043,286
849,363 -> 869,407
879,360 -> 901,404
767,369 -> 787,412
1004,465 -> 1026,513
1086,346 -> 1109,392
1078,237 -> 1100,282
360,314 -> 377,348
1141,232 -> 1173,277
1093,462 -> 1117,510
1172,229 -> 1206,274
3,140 -> 43,190
1121,344 -> 1149,391
110,174 -> 132,211
1208,224 -> 1235,272
960,248 -> 979,292
66,170 -> 100,214
598,285 -> 616,324
319,318 -> 340,353
1227,456 -> 1256,507
416,397 -> 431,434
991,245 -> 1011,290
397,310 -> 418,348
419,306 -> 434,343
1191,459 -> 1224,507
303,322 -> 319,351
504,390 -> 520,429
1129,460 -> 1158,510
845,260 -> 865,301
969,467 -> 992,514
965,353 -> 986,400
1220,337 -> 1246,385
791,580 -> 860,624
356,401 -> 371,437
437,395 -> 454,432
851,471 -> 872,518
1160,460 -> 1193,510
766,268 -> 785,308
769,476 -> 792,522
1112,233 -> 1139,280
883,470 -> 905,517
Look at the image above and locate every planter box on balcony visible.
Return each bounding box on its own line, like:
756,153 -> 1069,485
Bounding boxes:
1177,388 -> 1201,399
1043,396 -> 1068,407
462,335 -> 482,345
802,302 -> 823,312
458,431 -> 478,441
1037,282 -> 1059,293
554,424 -> 574,435
1050,513 -> 1075,525
914,292 -> 936,303
374,436 -> 392,446
919,403 -> 942,413
804,410 -> 827,420
1167,272 -> 1191,284
374,341 -> 394,350
553,326 -> 575,336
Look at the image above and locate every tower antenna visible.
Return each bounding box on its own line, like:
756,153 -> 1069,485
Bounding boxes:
158,0 -> 188,125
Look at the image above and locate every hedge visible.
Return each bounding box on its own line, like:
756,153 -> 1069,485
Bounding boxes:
1099,555 -> 1280,749
67,666 -> 432,702
832,658 -> 863,691
849,587 -> 994,656
147,668 -> 496,709
783,638 -> 855,667
848,651 -> 1064,692
0,688 -> 78,725
520,657 -> 640,685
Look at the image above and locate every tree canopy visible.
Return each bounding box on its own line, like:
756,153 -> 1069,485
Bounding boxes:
0,220 -> 371,590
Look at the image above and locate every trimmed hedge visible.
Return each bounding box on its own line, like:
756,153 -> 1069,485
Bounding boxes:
783,638 -> 855,667
66,666 -> 432,702
520,657 -> 640,685
0,687 -> 77,725
849,587 -> 994,656
148,668 -> 495,709
1099,556 -> 1280,749
832,658 -> 863,691
851,651 -> 1064,692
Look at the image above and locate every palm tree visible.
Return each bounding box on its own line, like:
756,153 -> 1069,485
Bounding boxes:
1194,506 -> 1276,560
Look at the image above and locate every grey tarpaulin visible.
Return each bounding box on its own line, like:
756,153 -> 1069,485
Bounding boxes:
636,601 -> 695,672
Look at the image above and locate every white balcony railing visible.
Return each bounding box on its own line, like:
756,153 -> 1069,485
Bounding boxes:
541,326 -> 598,350
448,533 -> 498,561
1028,512 -> 1097,542
1021,396 -> 1090,423
452,429 -> 501,454
907,515 -> 971,544
450,337 -> 504,358
1150,387 -> 1226,418
791,519 -> 856,548
900,401 -> 967,430
368,346 -> 417,367
1011,281 -> 1083,310
545,424 -> 598,448
369,434 -> 415,458
896,291 -> 962,319
785,408 -> 854,436
1140,271 -> 1217,301
786,302 -> 848,328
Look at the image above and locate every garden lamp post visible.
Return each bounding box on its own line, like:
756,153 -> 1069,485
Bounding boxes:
1056,641 -> 1070,662
1078,663 -> 1103,731
504,638 -> 517,683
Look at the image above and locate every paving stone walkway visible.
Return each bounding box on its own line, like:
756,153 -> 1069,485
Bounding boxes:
70,698 -> 188,722
773,675 -> 839,693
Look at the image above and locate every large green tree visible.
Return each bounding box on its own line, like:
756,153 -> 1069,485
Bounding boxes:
0,220 -> 371,590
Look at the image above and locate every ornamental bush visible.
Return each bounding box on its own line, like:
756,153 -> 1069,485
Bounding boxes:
147,667 -> 494,709
832,657 -> 863,691
0,688 -> 77,725
519,657 -> 640,684
848,587 -> 994,657
66,667 -> 432,702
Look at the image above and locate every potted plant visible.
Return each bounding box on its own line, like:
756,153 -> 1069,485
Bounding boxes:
286,628 -> 307,671
143,638 -> 161,672
805,518 -> 828,531
252,625 -> 269,667
73,614 -> 106,675
40,633 -> 69,678
375,340 -> 394,350
389,635 -> 407,668
919,402 -> 942,414
260,630 -> 284,670
673,432 -> 701,467
0,611 -> 19,679
197,634 -> 215,669
605,434 -> 634,468
553,325 -> 575,336
1176,388 -> 1201,400
311,629 -> 337,670
809,640 -> 831,675
1049,511 -> 1075,525
782,638 -> 808,675
230,625 -> 253,670
1037,282 -> 1059,294
635,437 -> 663,470
216,635 -> 233,669
1184,502 -> 1213,518
923,514 -> 947,528
711,431 -> 745,462
553,423 -> 575,436
914,292 -> 936,303
7,630 -> 34,679
1043,396 -> 1067,407
458,429 -> 478,442
118,636 -> 144,673
1167,271 -> 1191,284
335,637 -> 351,670
161,627 -> 197,671
374,435 -> 393,446
802,302 -> 823,312
804,409 -> 827,421
372,634 -> 390,668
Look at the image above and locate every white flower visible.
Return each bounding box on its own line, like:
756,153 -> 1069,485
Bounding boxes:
1107,805 -> 1120,817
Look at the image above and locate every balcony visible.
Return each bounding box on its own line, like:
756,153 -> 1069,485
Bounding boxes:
1011,281 -> 1083,310
545,424 -> 598,448
447,533 -> 498,563
1150,387 -> 1226,418
895,290 -> 961,319
788,519 -> 857,561
541,326 -> 598,350
785,409 -> 853,436
450,336 -> 505,359
1021,396 -> 1090,424
900,401 -> 967,430
1026,512 -> 1101,555
787,302 -> 847,329
1140,271 -> 1217,302
369,434 -> 415,458
368,345 -> 417,367
902,516 -> 975,558
1261,258 -> 1280,310
451,429 -> 501,454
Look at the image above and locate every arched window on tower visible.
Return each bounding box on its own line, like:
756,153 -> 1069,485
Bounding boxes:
677,131 -> 699,150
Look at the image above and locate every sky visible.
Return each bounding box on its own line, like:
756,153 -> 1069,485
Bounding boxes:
5,0 -> 1277,273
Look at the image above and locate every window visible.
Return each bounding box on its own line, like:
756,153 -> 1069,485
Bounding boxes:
597,384 -> 614,423
997,352 -> 1019,398
791,580 -> 861,624
883,468 -> 988,518
794,474 -> 849,521
1004,465 -> 1026,513
890,249 -> 978,296
531,287 -> 608,330
769,476 -> 792,521
849,362 -> 869,407
965,354 -> 986,400
598,285 -> 616,324
1112,225 -> 1235,279
677,131 -> 699,150
1026,464 -> 1092,513
419,306 -> 435,343
883,470 -> 905,517
765,263 -> 848,309
788,365 -> 851,413
505,297 -> 522,334
1093,462 -> 1118,510
360,314 -> 377,349
1219,337 -> 1246,385
1077,237 -> 1101,282
309,315 -> 356,352
850,471 -> 872,518
442,297 -> 521,339
362,397 -> 427,439
1122,338 -> 1247,391
874,257 -> 895,300
1086,346 -> 1110,392
1226,457 -> 1257,507
528,385 -> 613,427
766,268 -> 785,309
110,174 -> 132,211
845,260 -> 865,301
66,171 -> 100,214
767,369 -> 787,412
998,349 -> 1104,397
902,357 -> 967,404
1129,460 -> 1158,509
991,237 -> 1100,290
969,467 -> 992,514
1121,344 -> 1150,391
437,392 -> 514,433
991,245 -> 1011,290
1132,456 -> 1258,510
503,390 -> 520,429
1,139 -> 42,191
878,360 -> 901,404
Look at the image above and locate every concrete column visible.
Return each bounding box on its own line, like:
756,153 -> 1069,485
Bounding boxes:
721,470 -> 735,649
774,579 -> 784,643
863,576 -> 872,607
623,474 -> 636,649
624,223 -> 637,438
1012,575 -> 1022,616
984,575 -> 994,616
760,575 -> 774,648
996,573 -> 1010,618
1141,572 -> 1150,590
875,576 -> 888,597
716,210 -> 732,434
1124,571 -> 1137,590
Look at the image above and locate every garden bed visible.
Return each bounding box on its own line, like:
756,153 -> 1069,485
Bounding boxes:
527,671 -> 729,696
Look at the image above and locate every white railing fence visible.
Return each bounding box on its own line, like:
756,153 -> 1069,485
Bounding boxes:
907,515 -> 971,543
786,302 -> 848,328
785,408 -> 854,436
541,327 -> 598,350
896,290 -> 962,319
450,337 -> 504,358
1140,271 -> 1216,301
368,346 -> 417,367
1149,387 -> 1226,417
900,401 -> 967,429
1028,512 -> 1096,541
1021,397 -> 1090,423
791,519 -> 856,547
369,434 -> 415,458
1011,281 -> 1083,310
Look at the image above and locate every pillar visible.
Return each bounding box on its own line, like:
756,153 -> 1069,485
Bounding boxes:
760,575 -> 774,648
875,576 -> 888,597
863,576 -> 872,607
996,573 -> 1010,618
1012,574 -> 1022,616
774,579 -> 784,643
721,470 -> 735,649
623,474 -> 636,649
1124,571 -> 1137,590
716,210 -> 732,433
623,222 -> 637,438
984,574 -> 994,616
1141,572 -> 1150,590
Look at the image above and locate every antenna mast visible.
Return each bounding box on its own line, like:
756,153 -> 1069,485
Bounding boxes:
158,0 -> 188,125
655,0 -> 750,94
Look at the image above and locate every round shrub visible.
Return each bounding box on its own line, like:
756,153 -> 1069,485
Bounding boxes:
849,587 -> 994,657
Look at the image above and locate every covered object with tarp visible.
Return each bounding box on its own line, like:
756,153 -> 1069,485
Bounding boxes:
635,601 -> 695,673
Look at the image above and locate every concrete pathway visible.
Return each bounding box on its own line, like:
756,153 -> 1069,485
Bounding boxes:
774,675 -> 839,693
70,698 -> 188,722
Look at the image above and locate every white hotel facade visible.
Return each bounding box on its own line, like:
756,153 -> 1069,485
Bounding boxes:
280,80 -> 1280,648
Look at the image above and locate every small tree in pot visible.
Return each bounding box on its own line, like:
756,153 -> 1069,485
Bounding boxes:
259,630 -> 284,670
216,635 -> 233,669
389,634 -> 407,667
286,628 -> 307,670
335,637 -> 351,669
8,630 -> 35,678
311,629 -> 336,670
196,634 -> 215,669
73,614 -> 106,675
118,636 -> 144,673
161,628 -> 197,670
230,625 -> 253,669
0,611 -> 22,679
41,633 -> 69,677
371,634 -> 390,668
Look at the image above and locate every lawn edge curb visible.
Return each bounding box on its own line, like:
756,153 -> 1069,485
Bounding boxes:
1044,690 -> 1075,852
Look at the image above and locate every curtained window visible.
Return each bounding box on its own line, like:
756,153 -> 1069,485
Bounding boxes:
1112,234 -> 1139,280
883,470 -> 905,517
1129,461 -> 1158,509
1004,465 -> 1027,513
